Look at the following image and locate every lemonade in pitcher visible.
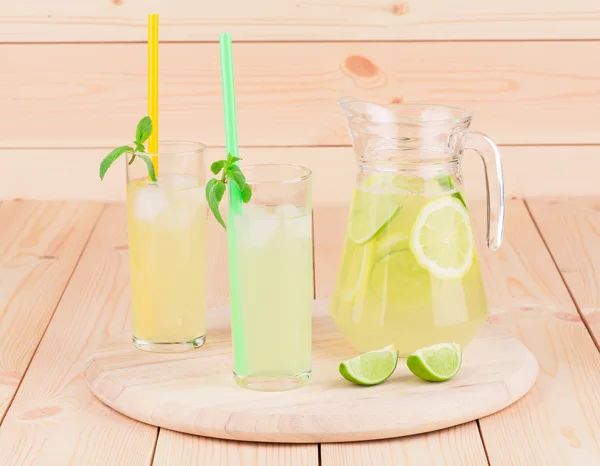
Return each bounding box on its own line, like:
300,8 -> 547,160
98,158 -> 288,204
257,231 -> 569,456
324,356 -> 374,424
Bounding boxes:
330,173 -> 488,354
330,98 -> 504,355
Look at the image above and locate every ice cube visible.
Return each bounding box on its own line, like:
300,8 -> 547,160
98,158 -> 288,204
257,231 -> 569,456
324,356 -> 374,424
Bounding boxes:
276,204 -> 303,219
286,214 -> 312,238
177,185 -> 206,209
163,174 -> 205,209
134,186 -> 169,222
244,215 -> 281,248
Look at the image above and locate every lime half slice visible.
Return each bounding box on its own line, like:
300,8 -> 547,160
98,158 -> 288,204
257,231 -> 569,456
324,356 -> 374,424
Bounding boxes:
369,250 -> 429,307
339,345 -> 399,386
406,343 -> 462,382
375,232 -> 409,256
347,184 -> 401,245
410,197 -> 474,279
348,205 -> 400,245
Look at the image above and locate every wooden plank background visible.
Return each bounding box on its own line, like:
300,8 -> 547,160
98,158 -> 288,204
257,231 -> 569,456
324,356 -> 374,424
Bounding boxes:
2,0 -> 600,42
3,146 -> 599,204
3,42 -> 600,148
1,1 -> 600,201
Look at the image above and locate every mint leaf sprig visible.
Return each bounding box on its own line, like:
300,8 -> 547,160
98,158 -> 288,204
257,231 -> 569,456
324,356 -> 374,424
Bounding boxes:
206,153 -> 252,229
99,116 -> 157,182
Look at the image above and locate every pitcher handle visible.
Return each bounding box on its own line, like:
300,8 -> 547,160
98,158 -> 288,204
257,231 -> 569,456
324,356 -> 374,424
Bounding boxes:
465,131 -> 505,251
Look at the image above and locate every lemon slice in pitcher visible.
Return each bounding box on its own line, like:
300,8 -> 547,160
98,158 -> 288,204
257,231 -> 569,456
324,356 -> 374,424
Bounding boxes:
410,197 -> 474,279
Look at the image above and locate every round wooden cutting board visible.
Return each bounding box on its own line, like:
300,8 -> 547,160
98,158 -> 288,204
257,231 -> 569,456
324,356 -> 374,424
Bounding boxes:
85,300 -> 538,443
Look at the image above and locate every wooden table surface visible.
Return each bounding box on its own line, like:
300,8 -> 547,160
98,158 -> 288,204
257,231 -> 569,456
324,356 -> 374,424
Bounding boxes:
1,198 -> 600,465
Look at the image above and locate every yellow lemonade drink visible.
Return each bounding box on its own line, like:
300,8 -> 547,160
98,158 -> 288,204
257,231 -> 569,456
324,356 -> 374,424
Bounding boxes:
230,204 -> 313,390
330,174 -> 488,356
127,174 -> 207,350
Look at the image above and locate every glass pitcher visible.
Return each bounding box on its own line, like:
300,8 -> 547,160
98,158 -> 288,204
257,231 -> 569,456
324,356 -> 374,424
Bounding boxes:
329,97 -> 504,356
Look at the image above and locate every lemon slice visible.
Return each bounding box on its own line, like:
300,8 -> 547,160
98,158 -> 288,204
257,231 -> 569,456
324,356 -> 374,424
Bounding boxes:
410,197 -> 474,279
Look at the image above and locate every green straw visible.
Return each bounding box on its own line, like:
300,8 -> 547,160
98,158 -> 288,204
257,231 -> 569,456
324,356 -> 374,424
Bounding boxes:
219,33 -> 242,213
219,32 -> 246,375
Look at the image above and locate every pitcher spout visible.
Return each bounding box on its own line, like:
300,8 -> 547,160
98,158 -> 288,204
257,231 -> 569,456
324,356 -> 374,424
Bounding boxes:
338,96 -> 397,123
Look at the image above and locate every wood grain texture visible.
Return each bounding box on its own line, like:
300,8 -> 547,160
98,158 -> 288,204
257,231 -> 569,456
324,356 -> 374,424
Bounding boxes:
0,205 -> 158,466
470,200 -> 600,465
0,200 -> 102,423
313,207 -> 490,464
153,430 -> 318,466
2,0 -> 600,42
526,198 -> 600,348
2,42 -> 600,148
320,424 -> 489,466
3,146 -> 600,203
85,301 -> 537,443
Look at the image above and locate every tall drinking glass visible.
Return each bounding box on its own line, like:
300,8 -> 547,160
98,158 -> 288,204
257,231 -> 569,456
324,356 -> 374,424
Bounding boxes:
228,164 -> 313,391
126,141 -> 207,352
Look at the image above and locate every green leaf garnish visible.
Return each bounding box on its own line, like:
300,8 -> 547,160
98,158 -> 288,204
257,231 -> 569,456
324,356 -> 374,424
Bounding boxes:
135,117 -> 153,145
137,153 -> 157,183
241,184 -> 252,203
206,153 -> 253,229
226,166 -> 248,191
99,116 -> 156,182
225,156 -> 241,168
210,160 -> 226,175
206,179 -> 227,228
100,146 -> 133,180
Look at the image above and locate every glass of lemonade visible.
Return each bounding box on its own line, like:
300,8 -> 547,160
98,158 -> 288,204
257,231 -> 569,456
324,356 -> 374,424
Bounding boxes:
126,141 -> 207,352
228,164 -> 313,391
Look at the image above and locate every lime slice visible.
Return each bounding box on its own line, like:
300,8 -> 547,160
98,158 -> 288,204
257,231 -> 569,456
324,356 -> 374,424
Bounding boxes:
369,250 -> 429,307
363,173 -> 424,195
339,345 -> 399,386
348,205 -> 400,245
375,232 -> 409,256
341,241 -> 374,302
434,174 -> 467,207
391,174 -> 424,194
406,343 -> 462,382
410,197 -> 474,279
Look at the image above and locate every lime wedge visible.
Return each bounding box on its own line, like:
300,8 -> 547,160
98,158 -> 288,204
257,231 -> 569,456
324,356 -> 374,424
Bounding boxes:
406,343 -> 462,382
339,345 -> 399,386
410,197 -> 474,279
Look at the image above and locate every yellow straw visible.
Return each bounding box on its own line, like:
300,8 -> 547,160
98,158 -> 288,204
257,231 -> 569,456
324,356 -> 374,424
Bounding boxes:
148,14 -> 159,178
